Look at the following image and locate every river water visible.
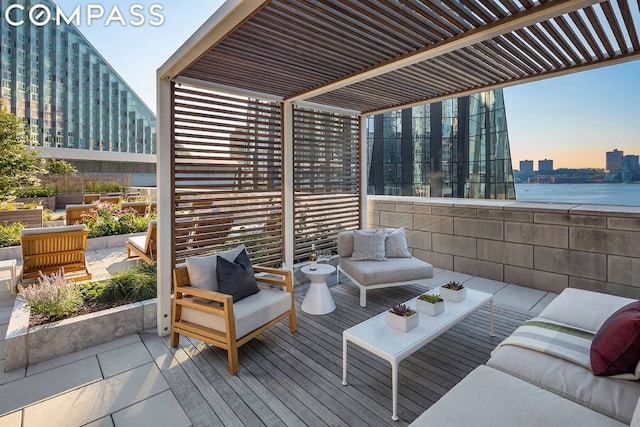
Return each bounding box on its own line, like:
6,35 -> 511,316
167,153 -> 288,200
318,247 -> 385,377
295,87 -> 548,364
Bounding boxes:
515,183 -> 640,206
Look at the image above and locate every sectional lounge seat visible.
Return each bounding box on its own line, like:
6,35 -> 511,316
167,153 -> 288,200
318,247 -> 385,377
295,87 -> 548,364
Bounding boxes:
410,288 -> 640,426
337,229 -> 434,307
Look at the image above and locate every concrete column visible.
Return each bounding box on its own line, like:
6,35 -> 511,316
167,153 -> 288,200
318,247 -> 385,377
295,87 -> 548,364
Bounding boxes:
360,115 -> 368,228
155,76 -> 172,336
283,102 -> 294,268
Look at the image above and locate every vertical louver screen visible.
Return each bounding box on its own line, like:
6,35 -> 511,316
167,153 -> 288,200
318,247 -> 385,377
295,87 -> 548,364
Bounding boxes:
293,107 -> 361,262
172,83 -> 283,266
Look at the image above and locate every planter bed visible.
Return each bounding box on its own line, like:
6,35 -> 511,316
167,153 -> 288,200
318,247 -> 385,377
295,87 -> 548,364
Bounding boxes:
4,296 -> 157,371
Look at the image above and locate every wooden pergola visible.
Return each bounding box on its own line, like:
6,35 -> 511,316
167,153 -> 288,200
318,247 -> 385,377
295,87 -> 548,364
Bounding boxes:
156,0 -> 640,335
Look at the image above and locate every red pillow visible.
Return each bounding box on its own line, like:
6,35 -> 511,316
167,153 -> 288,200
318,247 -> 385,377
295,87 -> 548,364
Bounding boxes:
590,301 -> 640,377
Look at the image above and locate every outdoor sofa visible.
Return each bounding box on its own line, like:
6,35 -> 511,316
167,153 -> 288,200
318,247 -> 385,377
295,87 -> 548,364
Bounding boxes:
337,228 -> 434,307
410,288 -> 640,426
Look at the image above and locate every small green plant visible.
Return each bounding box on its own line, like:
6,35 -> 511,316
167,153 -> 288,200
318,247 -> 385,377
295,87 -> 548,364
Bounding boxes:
97,262 -> 157,303
389,303 -> 416,317
84,181 -> 127,194
82,203 -> 150,238
442,281 -> 464,291
418,294 -> 444,304
20,270 -> 83,319
18,185 -> 57,197
0,221 -> 24,247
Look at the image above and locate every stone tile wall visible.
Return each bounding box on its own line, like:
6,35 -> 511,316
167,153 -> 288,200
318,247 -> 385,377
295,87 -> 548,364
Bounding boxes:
368,196 -> 640,298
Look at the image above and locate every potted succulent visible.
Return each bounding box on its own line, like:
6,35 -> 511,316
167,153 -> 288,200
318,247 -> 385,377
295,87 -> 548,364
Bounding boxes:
416,293 -> 444,316
440,281 -> 466,302
385,303 -> 419,332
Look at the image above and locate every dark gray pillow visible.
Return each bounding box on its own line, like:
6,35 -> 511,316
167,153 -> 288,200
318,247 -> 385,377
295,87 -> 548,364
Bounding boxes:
216,249 -> 259,302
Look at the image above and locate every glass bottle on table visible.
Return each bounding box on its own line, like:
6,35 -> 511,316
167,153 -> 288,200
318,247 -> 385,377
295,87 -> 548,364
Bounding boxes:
309,243 -> 317,270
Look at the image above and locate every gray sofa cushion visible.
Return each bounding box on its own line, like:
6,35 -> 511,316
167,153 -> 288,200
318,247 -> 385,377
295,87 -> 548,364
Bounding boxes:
385,227 -> 412,258
180,287 -> 290,339
351,229 -> 387,261
539,288 -> 635,333
339,256 -> 433,286
487,345 -> 640,424
409,365 -> 625,427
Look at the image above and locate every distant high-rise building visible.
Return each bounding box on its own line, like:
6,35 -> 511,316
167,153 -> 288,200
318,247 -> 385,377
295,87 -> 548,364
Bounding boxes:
519,160 -> 534,175
0,0 -> 156,183
623,154 -> 640,172
606,149 -> 624,172
367,89 -> 515,200
538,159 -> 553,172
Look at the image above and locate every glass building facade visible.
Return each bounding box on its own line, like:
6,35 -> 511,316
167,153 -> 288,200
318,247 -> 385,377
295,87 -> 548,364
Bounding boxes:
367,89 -> 515,200
0,0 -> 156,154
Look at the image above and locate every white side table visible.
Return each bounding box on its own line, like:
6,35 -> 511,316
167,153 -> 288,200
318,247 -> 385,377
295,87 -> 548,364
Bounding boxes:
0,259 -> 17,294
300,264 -> 336,315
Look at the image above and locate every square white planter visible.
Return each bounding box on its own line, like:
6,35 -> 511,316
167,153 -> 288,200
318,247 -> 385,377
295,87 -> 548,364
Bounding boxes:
385,311 -> 419,332
416,298 -> 444,316
440,287 -> 466,302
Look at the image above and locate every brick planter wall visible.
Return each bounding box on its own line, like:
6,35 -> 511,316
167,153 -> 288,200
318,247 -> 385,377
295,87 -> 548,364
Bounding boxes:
0,206 -> 43,228
368,196 -> 640,298
55,193 -> 84,209
14,196 -> 56,210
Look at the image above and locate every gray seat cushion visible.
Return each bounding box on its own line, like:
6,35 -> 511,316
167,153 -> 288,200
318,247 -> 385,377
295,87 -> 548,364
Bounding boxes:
410,365 -> 626,427
180,287 -> 290,339
487,345 -> 640,424
339,256 -> 433,286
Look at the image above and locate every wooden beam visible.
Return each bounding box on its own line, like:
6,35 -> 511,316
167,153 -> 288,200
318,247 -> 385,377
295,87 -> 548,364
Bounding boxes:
157,0 -> 268,81
364,49 -> 640,116
286,0 -> 603,103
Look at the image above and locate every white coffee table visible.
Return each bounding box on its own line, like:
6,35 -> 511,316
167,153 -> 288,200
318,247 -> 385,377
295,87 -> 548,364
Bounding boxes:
342,287 -> 494,421
300,264 -> 336,315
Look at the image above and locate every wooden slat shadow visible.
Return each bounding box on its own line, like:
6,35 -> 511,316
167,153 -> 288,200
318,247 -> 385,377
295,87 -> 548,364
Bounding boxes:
142,280 -> 532,426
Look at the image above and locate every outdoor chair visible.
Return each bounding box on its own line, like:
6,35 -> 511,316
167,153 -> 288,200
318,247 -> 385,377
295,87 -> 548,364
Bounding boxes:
83,193 -> 101,204
172,249 -> 297,375
99,195 -> 121,205
65,203 -> 98,225
120,201 -> 148,215
147,202 -> 157,215
20,224 -> 91,284
106,192 -> 123,197
126,220 -> 157,263
124,191 -> 142,201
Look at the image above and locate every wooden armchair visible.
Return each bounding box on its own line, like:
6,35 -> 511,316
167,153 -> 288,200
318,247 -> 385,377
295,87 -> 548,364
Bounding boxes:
120,201 -> 148,215
126,220 -> 157,263
99,195 -> 120,205
172,264 -> 297,375
65,203 -> 98,225
83,193 -> 100,204
20,224 -> 91,283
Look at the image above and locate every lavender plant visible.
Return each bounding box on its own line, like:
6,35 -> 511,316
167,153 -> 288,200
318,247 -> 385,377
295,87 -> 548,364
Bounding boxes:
19,270 -> 83,318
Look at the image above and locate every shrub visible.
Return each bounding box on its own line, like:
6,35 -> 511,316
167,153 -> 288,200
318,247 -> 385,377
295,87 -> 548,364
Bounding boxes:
18,185 -> 56,197
98,262 -> 157,303
84,181 -> 126,194
20,271 -> 83,318
0,221 -> 24,247
83,203 -> 150,238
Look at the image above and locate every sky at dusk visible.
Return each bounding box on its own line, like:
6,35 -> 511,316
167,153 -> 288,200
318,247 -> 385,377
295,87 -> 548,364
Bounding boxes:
55,1 -> 640,171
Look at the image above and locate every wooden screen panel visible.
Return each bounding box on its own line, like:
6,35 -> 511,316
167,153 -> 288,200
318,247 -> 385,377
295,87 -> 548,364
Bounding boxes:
172,83 -> 283,266
293,107 -> 360,262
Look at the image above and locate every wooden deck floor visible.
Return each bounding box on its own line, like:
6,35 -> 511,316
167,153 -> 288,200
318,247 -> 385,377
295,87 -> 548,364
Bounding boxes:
140,282 -> 532,427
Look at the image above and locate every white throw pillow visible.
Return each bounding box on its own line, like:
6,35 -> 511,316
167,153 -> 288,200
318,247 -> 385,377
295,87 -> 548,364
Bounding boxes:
385,227 -> 412,258
185,244 -> 246,292
351,229 -> 387,261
